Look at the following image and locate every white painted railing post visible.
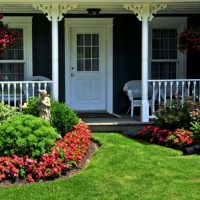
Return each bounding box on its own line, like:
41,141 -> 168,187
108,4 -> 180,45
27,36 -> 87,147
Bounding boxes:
124,3 -> 167,122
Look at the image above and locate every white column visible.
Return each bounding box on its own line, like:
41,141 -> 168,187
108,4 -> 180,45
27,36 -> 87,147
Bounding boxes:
124,3 -> 167,122
141,15 -> 149,122
51,4 -> 59,100
32,3 -> 77,100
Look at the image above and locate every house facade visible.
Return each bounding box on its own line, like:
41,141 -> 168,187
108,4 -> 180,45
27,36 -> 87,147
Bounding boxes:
0,0 -> 200,122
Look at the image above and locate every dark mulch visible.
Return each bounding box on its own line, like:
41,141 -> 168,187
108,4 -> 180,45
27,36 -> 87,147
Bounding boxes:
0,140 -> 99,187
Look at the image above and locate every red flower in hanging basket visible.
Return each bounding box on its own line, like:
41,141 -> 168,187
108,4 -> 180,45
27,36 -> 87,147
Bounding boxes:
0,16 -> 21,55
178,28 -> 200,52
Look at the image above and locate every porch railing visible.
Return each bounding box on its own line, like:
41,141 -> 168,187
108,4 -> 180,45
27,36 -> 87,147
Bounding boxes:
0,80 -> 53,107
148,79 -> 200,116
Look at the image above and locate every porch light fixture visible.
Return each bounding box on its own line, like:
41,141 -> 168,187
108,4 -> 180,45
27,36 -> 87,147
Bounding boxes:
87,8 -> 101,16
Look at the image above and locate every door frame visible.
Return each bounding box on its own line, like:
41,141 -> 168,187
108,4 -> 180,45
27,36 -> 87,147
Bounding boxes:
65,18 -> 113,113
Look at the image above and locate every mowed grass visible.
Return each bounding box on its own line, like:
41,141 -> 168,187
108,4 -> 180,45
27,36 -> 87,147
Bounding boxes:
0,133 -> 200,200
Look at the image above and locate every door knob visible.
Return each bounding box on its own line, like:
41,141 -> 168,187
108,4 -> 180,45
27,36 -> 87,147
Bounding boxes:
71,73 -> 75,77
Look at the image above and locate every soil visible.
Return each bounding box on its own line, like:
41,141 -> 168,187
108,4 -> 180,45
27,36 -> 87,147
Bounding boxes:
0,140 -> 99,187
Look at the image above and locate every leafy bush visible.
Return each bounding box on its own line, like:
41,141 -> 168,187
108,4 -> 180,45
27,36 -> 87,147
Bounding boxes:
0,102 -> 20,124
154,99 -> 198,130
0,121 -> 91,183
50,100 -> 79,137
0,114 -> 59,158
137,125 -> 193,148
166,128 -> 193,147
22,97 -> 79,137
22,96 -> 40,117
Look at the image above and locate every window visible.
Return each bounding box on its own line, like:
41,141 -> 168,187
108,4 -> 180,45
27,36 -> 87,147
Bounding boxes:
77,34 -> 99,71
149,17 -> 187,79
0,17 -> 32,81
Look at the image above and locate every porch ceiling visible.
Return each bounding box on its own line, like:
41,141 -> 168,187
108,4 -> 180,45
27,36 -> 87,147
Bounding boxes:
0,2 -> 200,14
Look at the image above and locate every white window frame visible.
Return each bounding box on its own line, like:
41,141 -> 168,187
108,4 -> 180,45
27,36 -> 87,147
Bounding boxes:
149,17 -> 187,79
1,16 -> 33,80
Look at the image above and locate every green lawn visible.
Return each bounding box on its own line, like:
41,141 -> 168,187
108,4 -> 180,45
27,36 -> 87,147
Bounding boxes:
0,133 -> 200,200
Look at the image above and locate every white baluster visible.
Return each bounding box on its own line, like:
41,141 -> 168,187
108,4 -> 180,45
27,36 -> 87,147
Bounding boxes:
193,81 -> 196,101
14,83 -> 16,107
181,81 -> 185,105
164,82 -> 167,106
158,81 -> 161,105
8,83 -> 10,106
20,83 -> 23,109
152,81 -> 155,114
170,82 -> 173,102
26,83 -> 29,102
32,83 -> 35,96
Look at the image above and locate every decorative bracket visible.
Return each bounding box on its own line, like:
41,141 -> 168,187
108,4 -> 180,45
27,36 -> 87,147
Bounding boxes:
33,3 -> 77,21
123,4 -> 167,21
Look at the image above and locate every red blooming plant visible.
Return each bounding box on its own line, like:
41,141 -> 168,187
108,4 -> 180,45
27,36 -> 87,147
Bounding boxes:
178,28 -> 200,52
0,15 -> 21,55
165,128 -> 193,147
0,121 -> 92,183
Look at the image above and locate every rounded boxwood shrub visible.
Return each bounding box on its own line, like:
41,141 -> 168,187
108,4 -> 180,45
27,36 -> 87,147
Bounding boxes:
50,100 -> 79,137
0,114 -> 59,158
23,97 -> 79,137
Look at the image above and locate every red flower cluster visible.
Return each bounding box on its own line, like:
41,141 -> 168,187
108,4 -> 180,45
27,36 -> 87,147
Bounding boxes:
0,17 -> 21,55
166,128 -> 193,147
0,121 -> 91,183
137,125 -> 193,148
178,29 -> 200,52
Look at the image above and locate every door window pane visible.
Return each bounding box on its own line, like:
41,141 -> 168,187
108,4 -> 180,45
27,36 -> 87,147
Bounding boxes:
76,34 -> 99,72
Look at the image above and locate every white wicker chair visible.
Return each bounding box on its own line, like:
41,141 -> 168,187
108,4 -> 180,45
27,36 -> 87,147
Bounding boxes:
123,80 -> 154,117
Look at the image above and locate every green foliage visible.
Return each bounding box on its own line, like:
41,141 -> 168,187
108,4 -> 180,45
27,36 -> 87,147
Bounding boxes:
22,96 -> 40,116
0,114 -> 59,158
154,99 -> 197,130
22,97 -> 79,137
50,100 -> 79,137
0,102 -> 20,124
190,122 -> 200,141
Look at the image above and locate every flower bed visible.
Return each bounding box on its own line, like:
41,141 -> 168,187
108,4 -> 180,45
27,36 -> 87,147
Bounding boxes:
0,121 -> 91,183
137,125 -> 193,148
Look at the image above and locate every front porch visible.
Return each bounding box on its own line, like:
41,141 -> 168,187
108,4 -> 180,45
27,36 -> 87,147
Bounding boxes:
0,1 -> 199,123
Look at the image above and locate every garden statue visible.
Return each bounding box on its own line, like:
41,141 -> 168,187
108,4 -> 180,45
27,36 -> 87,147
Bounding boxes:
38,90 -> 51,121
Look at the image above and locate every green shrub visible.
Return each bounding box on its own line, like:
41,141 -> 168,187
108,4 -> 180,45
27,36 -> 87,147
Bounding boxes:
22,97 -> 79,137
0,114 -> 59,158
22,96 -> 40,117
50,101 -> 79,137
0,102 -> 20,124
154,99 -> 197,130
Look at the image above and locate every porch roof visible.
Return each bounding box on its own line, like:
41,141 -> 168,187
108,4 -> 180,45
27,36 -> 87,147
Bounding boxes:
0,1 -> 200,14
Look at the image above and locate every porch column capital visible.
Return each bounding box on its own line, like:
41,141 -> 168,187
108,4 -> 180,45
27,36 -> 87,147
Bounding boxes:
33,3 -> 77,21
123,3 -> 167,21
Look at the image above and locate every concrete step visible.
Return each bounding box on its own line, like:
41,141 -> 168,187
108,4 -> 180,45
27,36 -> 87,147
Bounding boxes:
83,115 -> 153,132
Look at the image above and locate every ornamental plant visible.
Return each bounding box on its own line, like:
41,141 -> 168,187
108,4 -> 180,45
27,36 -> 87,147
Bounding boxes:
0,102 -> 20,125
0,15 -> 21,55
0,114 -> 59,158
22,97 -> 79,137
165,128 -> 193,147
178,27 -> 200,52
0,121 -> 91,183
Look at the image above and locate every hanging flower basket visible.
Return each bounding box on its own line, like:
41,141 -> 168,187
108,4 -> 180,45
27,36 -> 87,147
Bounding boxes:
177,28 -> 200,52
0,15 -> 21,55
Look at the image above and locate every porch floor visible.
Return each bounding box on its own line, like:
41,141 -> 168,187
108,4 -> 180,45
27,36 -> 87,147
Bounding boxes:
81,114 -> 154,132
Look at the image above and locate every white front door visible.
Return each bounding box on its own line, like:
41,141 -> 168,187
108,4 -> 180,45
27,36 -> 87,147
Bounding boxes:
70,27 -> 106,111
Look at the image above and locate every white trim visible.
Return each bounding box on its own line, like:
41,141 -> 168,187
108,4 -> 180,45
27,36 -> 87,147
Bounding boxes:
1,17 -> 33,80
149,17 -> 187,79
65,18 -> 113,113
